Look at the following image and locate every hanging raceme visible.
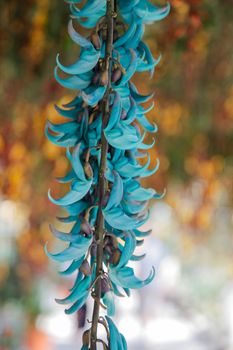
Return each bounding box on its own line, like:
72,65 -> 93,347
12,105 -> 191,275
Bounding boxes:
45,0 -> 170,348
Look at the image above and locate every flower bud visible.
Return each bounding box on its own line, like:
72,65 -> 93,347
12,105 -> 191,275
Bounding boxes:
78,304 -> 86,328
111,68 -> 122,83
80,259 -> 92,276
112,236 -> 119,249
82,329 -> 90,346
81,219 -> 92,235
101,278 -> 110,294
84,162 -> 93,179
105,234 -> 118,250
90,32 -> 101,50
100,70 -> 109,86
104,244 -> 113,256
111,249 -> 121,266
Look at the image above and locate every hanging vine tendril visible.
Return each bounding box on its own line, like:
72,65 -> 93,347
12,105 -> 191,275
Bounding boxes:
45,0 -> 170,348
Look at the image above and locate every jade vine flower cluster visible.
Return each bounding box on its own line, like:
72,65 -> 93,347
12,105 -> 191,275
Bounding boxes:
45,0 -> 169,348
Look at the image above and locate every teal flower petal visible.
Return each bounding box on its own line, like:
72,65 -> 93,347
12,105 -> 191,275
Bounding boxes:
106,316 -> 127,350
103,206 -> 143,230
114,21 -> 137,48
44,235 -> 92,262
81,86 -> 106,106
56,50 -> 100,75
120,49 -> 137,85
105,171 -> 123,211
64,291 -> 88,314
103,291 -> 115,316
70,0 -> 106,18
117,232 -> 137,268
68,20 -> 94,50
109,265 -> 155,289
104,92 -> 122,132
66,143 -> 88,182
130,253 -> 146,261
56,275 -> 91,305
59,257 -> 85,276
54,67 -> 91,90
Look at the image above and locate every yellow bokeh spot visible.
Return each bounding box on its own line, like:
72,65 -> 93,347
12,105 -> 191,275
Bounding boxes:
0,135 -> 5,152
43,140 -> 61,160
158,102 -> 187,136
53,155 -> 69,177
9,142 -> 27,161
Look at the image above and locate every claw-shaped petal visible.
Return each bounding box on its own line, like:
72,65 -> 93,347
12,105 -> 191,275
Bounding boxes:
64,291 -> 88,314
103,291 -> 115,317
117,232 -> 137,268
70,0 -> 106,18
81,86 -> 106,106
103,206 -> 145,230
56,50 -> 100,75
48,177 -> 92,206
106,316 -> 127,350
109,265 -> 155,289
54,67 -> 91,90
44,235 -> 91,262
56,275 -> 91,305
105,171 -> 123,211
105,92 -> 122,132
68,20 -> 94,50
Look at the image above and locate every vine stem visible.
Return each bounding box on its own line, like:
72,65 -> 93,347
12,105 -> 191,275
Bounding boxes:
90,0 -> 115,349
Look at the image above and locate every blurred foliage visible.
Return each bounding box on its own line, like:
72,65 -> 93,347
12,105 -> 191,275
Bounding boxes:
0,0 -> 232,347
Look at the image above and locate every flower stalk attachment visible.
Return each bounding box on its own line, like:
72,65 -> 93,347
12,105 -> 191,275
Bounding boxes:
45,0 -> 170,349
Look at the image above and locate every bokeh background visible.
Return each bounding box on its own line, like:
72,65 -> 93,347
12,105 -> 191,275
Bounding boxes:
0,0 -> 232,349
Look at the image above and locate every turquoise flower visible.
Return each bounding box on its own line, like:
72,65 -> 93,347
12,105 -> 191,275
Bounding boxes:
45,0 -> 169,348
